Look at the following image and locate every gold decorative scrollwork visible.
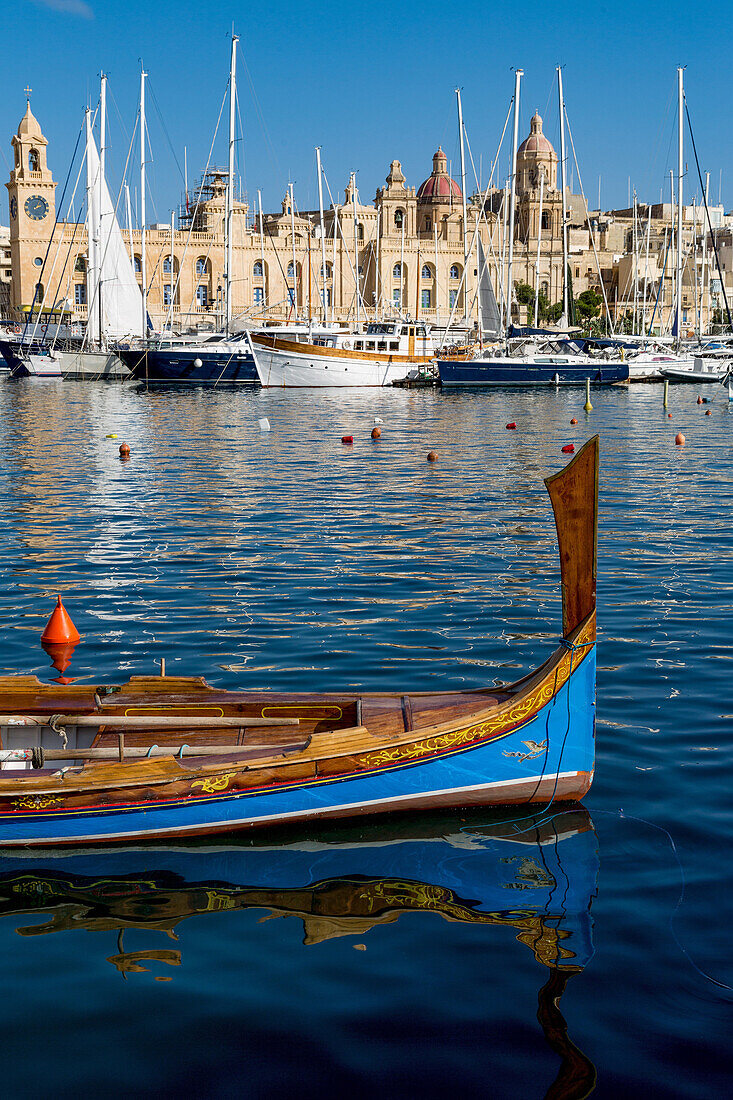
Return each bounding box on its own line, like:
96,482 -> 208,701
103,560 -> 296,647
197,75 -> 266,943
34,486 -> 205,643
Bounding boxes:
191,771 -> 236,795
12,795 -> 63,811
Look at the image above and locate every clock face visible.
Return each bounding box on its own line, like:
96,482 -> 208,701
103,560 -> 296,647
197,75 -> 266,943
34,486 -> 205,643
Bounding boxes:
9,196 -> 17,219
25,195 -> 49,221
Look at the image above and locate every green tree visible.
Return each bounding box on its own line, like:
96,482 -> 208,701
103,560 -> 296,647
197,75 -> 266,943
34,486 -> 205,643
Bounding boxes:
576,288 -> 603,321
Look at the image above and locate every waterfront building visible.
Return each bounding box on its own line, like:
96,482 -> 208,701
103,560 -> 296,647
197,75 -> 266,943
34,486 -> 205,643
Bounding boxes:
3,98 -> 727,335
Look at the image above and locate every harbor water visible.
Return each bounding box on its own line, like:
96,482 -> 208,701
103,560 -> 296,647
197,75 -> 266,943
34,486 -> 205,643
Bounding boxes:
0,379 -> 731,1097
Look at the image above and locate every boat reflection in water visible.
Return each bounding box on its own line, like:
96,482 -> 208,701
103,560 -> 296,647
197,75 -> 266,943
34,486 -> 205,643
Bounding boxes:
0,807 -> 598,1098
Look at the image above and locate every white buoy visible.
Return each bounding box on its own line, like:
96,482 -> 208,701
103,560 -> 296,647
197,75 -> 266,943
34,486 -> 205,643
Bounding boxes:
258,417 -> 271,432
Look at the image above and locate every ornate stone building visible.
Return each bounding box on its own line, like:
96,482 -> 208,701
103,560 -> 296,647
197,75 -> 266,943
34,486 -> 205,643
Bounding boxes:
3,98 -> 721,335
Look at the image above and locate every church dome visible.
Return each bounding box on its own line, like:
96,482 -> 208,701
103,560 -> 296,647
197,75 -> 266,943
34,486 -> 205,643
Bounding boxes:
517,112 -> 555,157
417,148 -> 462,201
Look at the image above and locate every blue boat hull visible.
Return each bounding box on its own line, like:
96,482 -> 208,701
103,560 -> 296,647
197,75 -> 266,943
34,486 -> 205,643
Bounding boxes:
117,346 -> 258,383
0,643 -> 595,846
438,358 -> 628,386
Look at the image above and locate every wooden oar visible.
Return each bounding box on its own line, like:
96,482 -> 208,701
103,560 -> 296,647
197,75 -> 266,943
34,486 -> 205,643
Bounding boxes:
0,715 -> 300,729
0,743 -> 298,763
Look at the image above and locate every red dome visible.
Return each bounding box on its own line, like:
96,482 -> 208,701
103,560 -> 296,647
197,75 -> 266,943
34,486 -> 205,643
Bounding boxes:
417,147 -> 462,201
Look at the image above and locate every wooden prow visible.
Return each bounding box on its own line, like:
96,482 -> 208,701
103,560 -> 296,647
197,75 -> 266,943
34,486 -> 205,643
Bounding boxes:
544,436 -> 599,639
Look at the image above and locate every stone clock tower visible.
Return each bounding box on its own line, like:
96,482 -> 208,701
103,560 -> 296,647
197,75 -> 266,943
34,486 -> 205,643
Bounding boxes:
6,98 -> 57,316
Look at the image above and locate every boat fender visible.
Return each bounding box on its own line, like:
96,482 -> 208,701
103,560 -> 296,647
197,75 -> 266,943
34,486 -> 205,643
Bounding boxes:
620,347 -> 625,361
193,358 -> 203,369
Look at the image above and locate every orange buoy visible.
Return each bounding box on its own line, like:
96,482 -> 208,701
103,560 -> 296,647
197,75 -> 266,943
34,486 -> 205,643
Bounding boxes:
506,422 -> 517,430
341,435 -> 353,445
371,427 -> 381,439
119,442 -> 131,458
668,413 -> 673,418
427,451 -> 438,462
562,444 -> 575,454
697,396 -> 703,404
41,595 -> 81,645
675,433 -> 686,446
705,409 -> 711,416
570,417 -> 578,425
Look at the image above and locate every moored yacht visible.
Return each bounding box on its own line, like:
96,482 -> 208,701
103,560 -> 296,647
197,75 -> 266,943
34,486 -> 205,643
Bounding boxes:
250,320 -> 436,387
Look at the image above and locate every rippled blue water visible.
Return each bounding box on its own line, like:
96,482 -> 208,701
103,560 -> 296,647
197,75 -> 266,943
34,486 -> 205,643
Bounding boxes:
0,379 -> 731,1097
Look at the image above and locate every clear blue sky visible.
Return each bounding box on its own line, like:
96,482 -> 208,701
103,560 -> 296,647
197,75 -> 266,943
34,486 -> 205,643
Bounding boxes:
3,0 -> 732,225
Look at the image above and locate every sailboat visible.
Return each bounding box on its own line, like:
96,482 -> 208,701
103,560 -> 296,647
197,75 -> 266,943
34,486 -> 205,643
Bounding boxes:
439,71 -> 629,388
57,100 -> 143,379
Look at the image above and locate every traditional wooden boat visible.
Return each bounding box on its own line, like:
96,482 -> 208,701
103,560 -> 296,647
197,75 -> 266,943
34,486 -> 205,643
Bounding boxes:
0,436 -> 599,846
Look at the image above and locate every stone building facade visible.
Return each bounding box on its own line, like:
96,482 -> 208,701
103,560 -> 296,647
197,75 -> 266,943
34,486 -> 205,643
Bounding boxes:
4,99 -> 726,335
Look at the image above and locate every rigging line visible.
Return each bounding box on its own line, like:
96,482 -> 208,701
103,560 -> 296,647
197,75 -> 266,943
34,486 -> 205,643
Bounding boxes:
685,99 -> 733,330
147,79 -> 186,187
594,807 -> 733,996
321,169 -> 363,314
162,80 -> 229,336
436,96 -> 514,352
237,41 -> 282,190
564,108 -> 615,334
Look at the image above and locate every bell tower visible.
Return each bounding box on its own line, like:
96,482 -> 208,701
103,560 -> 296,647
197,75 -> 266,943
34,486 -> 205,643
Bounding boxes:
6,93 -> 57,315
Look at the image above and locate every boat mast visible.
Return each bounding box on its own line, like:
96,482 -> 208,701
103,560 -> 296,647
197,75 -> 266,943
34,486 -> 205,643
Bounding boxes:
316,147 -> 328,323
289,182 -> 297,317
434,220 -> 439,318
500,181 -> 508,329
98,72 -> 107,349
456,88 -> 469,323
225,33 -> 238,336
632,190 -> 638,335
140,66 -> 147,339
506,69 -> 522,336
557,66 -> 569,327
676,66 -> 684,346
534,170 -> 544,326
125,184 -> 133,267
353,173 -> 360,325
169,209 -> 175,330
258,189 -> 265,313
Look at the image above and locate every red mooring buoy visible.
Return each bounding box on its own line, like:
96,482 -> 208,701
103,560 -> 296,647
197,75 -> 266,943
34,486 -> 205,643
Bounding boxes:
705,409 -> 711,416
697,396 -> 703,405
41,595 -> 81,645
427,451 -> 438,462
371,427 -> 381,439
570,417 -> 578,425
675,433 -> 686,446
562,444 -> 575,454
506,422 -> 517,430
341,435 -> 354,445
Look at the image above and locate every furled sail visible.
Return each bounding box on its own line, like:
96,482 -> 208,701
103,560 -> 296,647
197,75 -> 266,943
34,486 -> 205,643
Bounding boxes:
85,116 -> 143,342
477,237 -> 501,339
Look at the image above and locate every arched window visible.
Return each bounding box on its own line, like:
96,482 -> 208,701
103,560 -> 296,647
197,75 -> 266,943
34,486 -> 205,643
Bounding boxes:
195,257 -> 208,277
541,281 -> 549,297
421,264 -> 432,280
34,282 -> 44,302
356,222 -> 364,241
393,263 -> 402,279
253,260 -> 263,278
424,216 -> 432,232
74,255 -> 86,273
449,264 -> 460,280
541,211 -> 550,230
162,256 -> 172,274
287,261 -> 296,277
29,149 -> 40,172
394,209 -> 404,229
320,262 -> 332,278
134,255 -> 142,274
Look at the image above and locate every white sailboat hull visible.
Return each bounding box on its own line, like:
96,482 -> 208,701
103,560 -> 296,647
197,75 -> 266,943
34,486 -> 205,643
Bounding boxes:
57,349 -> 130,379
252,344 -> 428,388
